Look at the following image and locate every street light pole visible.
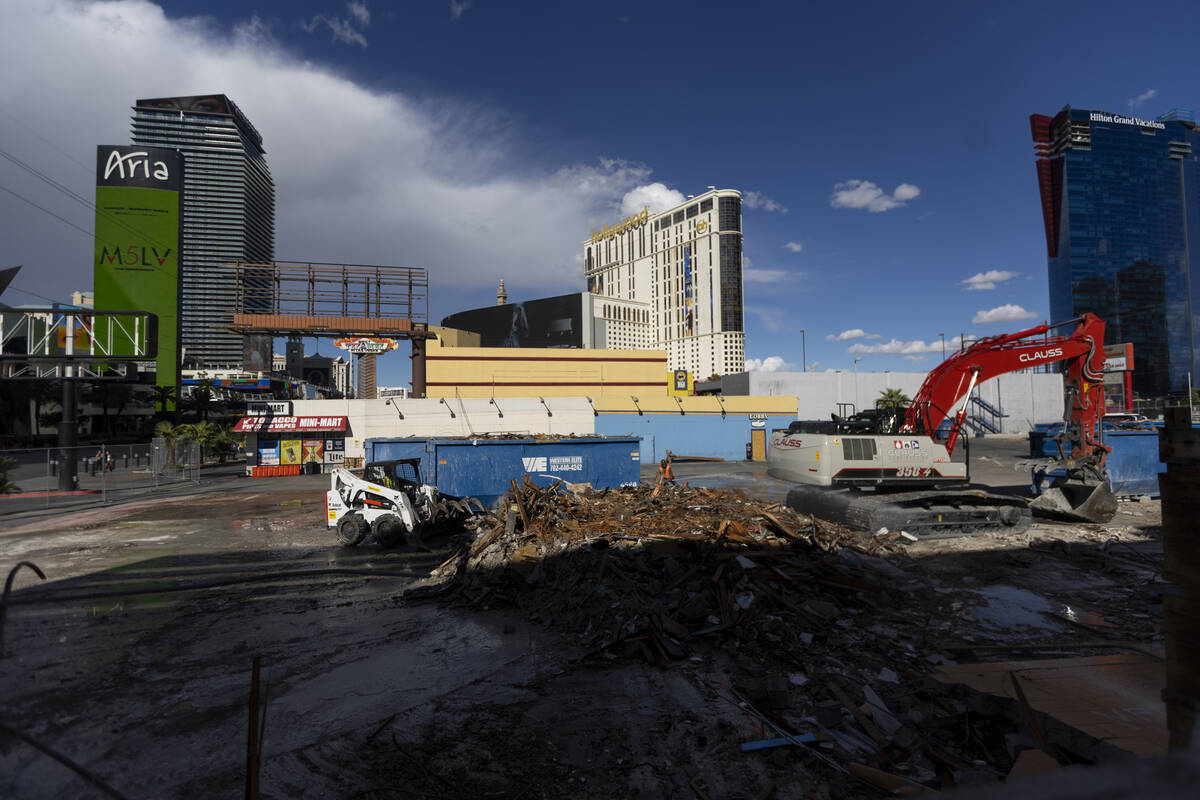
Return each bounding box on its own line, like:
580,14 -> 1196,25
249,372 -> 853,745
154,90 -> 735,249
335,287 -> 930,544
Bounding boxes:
939,332 -> 945,360
853,357 -> 862,411
800,329 -> 807,372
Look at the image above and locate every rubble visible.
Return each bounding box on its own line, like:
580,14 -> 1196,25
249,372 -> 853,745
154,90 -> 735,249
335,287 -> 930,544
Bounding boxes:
419,476 -> 860,661
405,476 -> 1164,795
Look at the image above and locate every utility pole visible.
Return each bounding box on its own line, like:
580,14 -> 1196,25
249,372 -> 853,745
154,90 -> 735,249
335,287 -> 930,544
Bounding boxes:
58,314 -> 78,491
939,332 -> 945,360
800,329 -> 807,372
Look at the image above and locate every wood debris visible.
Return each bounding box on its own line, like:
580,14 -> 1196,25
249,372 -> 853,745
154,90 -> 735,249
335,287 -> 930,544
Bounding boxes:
423,477 -> 858,657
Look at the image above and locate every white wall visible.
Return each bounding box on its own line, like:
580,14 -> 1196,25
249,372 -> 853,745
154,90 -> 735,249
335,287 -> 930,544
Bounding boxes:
290,397 -> 596,459
744,371 -> 1064,433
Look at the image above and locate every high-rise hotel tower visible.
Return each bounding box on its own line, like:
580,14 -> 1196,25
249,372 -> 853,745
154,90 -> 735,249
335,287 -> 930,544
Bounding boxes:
1031,105 -> 1200,397
132,95 -> 275,369
584,189 -> 745,378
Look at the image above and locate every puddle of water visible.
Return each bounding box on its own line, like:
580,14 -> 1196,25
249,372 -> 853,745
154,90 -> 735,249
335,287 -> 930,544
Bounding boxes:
971,584 -> 1060,633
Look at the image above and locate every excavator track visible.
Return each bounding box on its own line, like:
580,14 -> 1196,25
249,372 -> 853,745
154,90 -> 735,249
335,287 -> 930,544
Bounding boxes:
786,485 -> 1032,539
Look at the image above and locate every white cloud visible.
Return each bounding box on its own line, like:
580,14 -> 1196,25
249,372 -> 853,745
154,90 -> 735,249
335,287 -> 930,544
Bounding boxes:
830,180 -> 921,212
1128,88 -> 1157,110
449,0 -> 472,21
301,2 -> 371,47
783,241 -> 803,253
742,190 -> 788,214
620,182 -> 684,215
848,334 -> 966,355
745,356 -> 793,372
972,304 -> 1038,324
0,1 -> 674,307
825,328 -> 876,341
744,268 -> 787,283
347,2 -> 370,27
746,306 -> 789,332
960,269 -> 1019,291
740,254 -> 787,283
902,355 -> 926,363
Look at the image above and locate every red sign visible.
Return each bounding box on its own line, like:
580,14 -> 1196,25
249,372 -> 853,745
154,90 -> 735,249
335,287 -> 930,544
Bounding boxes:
233,416 -> 348,433
334,336 -> 399,355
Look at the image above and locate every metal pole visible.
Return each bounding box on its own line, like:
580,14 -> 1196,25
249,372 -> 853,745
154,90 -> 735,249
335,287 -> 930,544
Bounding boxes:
853,357 -> 861,410
58,312 -> 78,492
411,336 -> 427,399
800,329 -> 807,372
939,333 -> 945,360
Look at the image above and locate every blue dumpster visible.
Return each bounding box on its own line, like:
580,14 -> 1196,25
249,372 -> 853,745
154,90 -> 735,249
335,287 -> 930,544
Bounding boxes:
363,436 -> 643,507
1028,422 -> 1198,498
1104,430 -> 1166,497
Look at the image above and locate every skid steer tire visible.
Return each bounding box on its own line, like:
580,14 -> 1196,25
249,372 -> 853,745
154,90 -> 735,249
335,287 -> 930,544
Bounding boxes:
336,514 -> 368,547
373,513 -> 407,547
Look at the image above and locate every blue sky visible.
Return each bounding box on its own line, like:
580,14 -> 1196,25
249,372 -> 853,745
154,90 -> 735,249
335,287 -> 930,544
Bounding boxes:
1,0 -> 1196,387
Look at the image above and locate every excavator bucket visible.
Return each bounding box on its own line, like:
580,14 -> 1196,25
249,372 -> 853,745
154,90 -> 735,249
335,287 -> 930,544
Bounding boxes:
1029,475 -> 1117,523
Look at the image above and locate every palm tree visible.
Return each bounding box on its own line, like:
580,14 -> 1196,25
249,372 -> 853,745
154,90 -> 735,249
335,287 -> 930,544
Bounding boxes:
876,388 -> 911,409
176,421 -> 218,464
190,386 -> 214,422
154,420 -> 180,468
209,424 -> 238,464
152,385 -> 177,417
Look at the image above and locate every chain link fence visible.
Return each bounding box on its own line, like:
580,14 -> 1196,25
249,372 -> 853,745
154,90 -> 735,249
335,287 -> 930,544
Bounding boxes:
0,440 -> 214,516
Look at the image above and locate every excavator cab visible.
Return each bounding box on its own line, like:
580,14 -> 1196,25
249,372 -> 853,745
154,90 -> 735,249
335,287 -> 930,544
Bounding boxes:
828,407 -> 903,435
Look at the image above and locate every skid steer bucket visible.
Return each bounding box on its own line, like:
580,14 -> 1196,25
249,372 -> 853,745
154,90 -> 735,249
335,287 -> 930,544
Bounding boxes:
1029,475 -> 1117,523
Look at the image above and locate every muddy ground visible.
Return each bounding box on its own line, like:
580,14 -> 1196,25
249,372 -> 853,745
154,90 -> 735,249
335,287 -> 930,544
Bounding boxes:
0,438 -> 1168,799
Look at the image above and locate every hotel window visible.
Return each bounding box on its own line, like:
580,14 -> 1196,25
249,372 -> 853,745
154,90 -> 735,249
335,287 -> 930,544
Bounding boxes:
718,197 -> 741,232
686,204 -> 698,219
673,210 -> 685,224
700,198 -> 713,212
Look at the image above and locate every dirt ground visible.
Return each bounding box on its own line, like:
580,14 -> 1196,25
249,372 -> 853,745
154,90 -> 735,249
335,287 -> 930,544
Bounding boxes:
0,438 -> 1169,799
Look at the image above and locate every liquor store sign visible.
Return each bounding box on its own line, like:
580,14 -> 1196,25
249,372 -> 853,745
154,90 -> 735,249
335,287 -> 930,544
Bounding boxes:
335,337 -> 399,355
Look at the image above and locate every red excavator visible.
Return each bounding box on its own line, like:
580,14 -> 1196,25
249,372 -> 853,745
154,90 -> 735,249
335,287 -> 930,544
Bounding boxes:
767,314 -> 1116,537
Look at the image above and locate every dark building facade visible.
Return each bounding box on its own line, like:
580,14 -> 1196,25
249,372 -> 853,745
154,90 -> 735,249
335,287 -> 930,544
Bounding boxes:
1031,105 -> 1200,398
442,293 -> 586,348
132,95 -> 275,369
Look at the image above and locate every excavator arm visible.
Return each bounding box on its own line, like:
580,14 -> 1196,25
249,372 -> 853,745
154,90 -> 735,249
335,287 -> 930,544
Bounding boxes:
901,313 -> 1114,522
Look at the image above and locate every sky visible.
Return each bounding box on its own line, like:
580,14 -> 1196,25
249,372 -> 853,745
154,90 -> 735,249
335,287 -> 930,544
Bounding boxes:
1,0 -> 1197,388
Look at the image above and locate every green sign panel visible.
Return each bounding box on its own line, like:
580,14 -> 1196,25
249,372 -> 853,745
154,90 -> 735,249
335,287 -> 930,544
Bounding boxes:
93,145 -> 182,397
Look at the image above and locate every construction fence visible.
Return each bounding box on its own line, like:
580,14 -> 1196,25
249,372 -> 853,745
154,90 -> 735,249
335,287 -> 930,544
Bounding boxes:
0,439 -> 211,516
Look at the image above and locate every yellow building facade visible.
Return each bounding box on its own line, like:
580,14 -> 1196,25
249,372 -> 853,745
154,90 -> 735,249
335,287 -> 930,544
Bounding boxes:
425,339 -> 672,398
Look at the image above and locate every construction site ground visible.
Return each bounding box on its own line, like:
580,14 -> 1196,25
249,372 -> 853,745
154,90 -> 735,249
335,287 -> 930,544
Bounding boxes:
0,434 -> 1169,799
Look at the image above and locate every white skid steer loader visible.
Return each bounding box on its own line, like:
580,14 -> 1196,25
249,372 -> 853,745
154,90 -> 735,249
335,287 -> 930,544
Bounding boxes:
326,458 -> 477,547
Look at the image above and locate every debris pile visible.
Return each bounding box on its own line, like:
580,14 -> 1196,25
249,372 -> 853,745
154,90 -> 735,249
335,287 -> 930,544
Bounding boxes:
411,477 -> 1147,793
427,477 -> 863,655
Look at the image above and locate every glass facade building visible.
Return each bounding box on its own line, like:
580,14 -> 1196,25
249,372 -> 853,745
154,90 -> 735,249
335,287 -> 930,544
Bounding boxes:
1031,106 -> 1200,398
132,95 -> 275,369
